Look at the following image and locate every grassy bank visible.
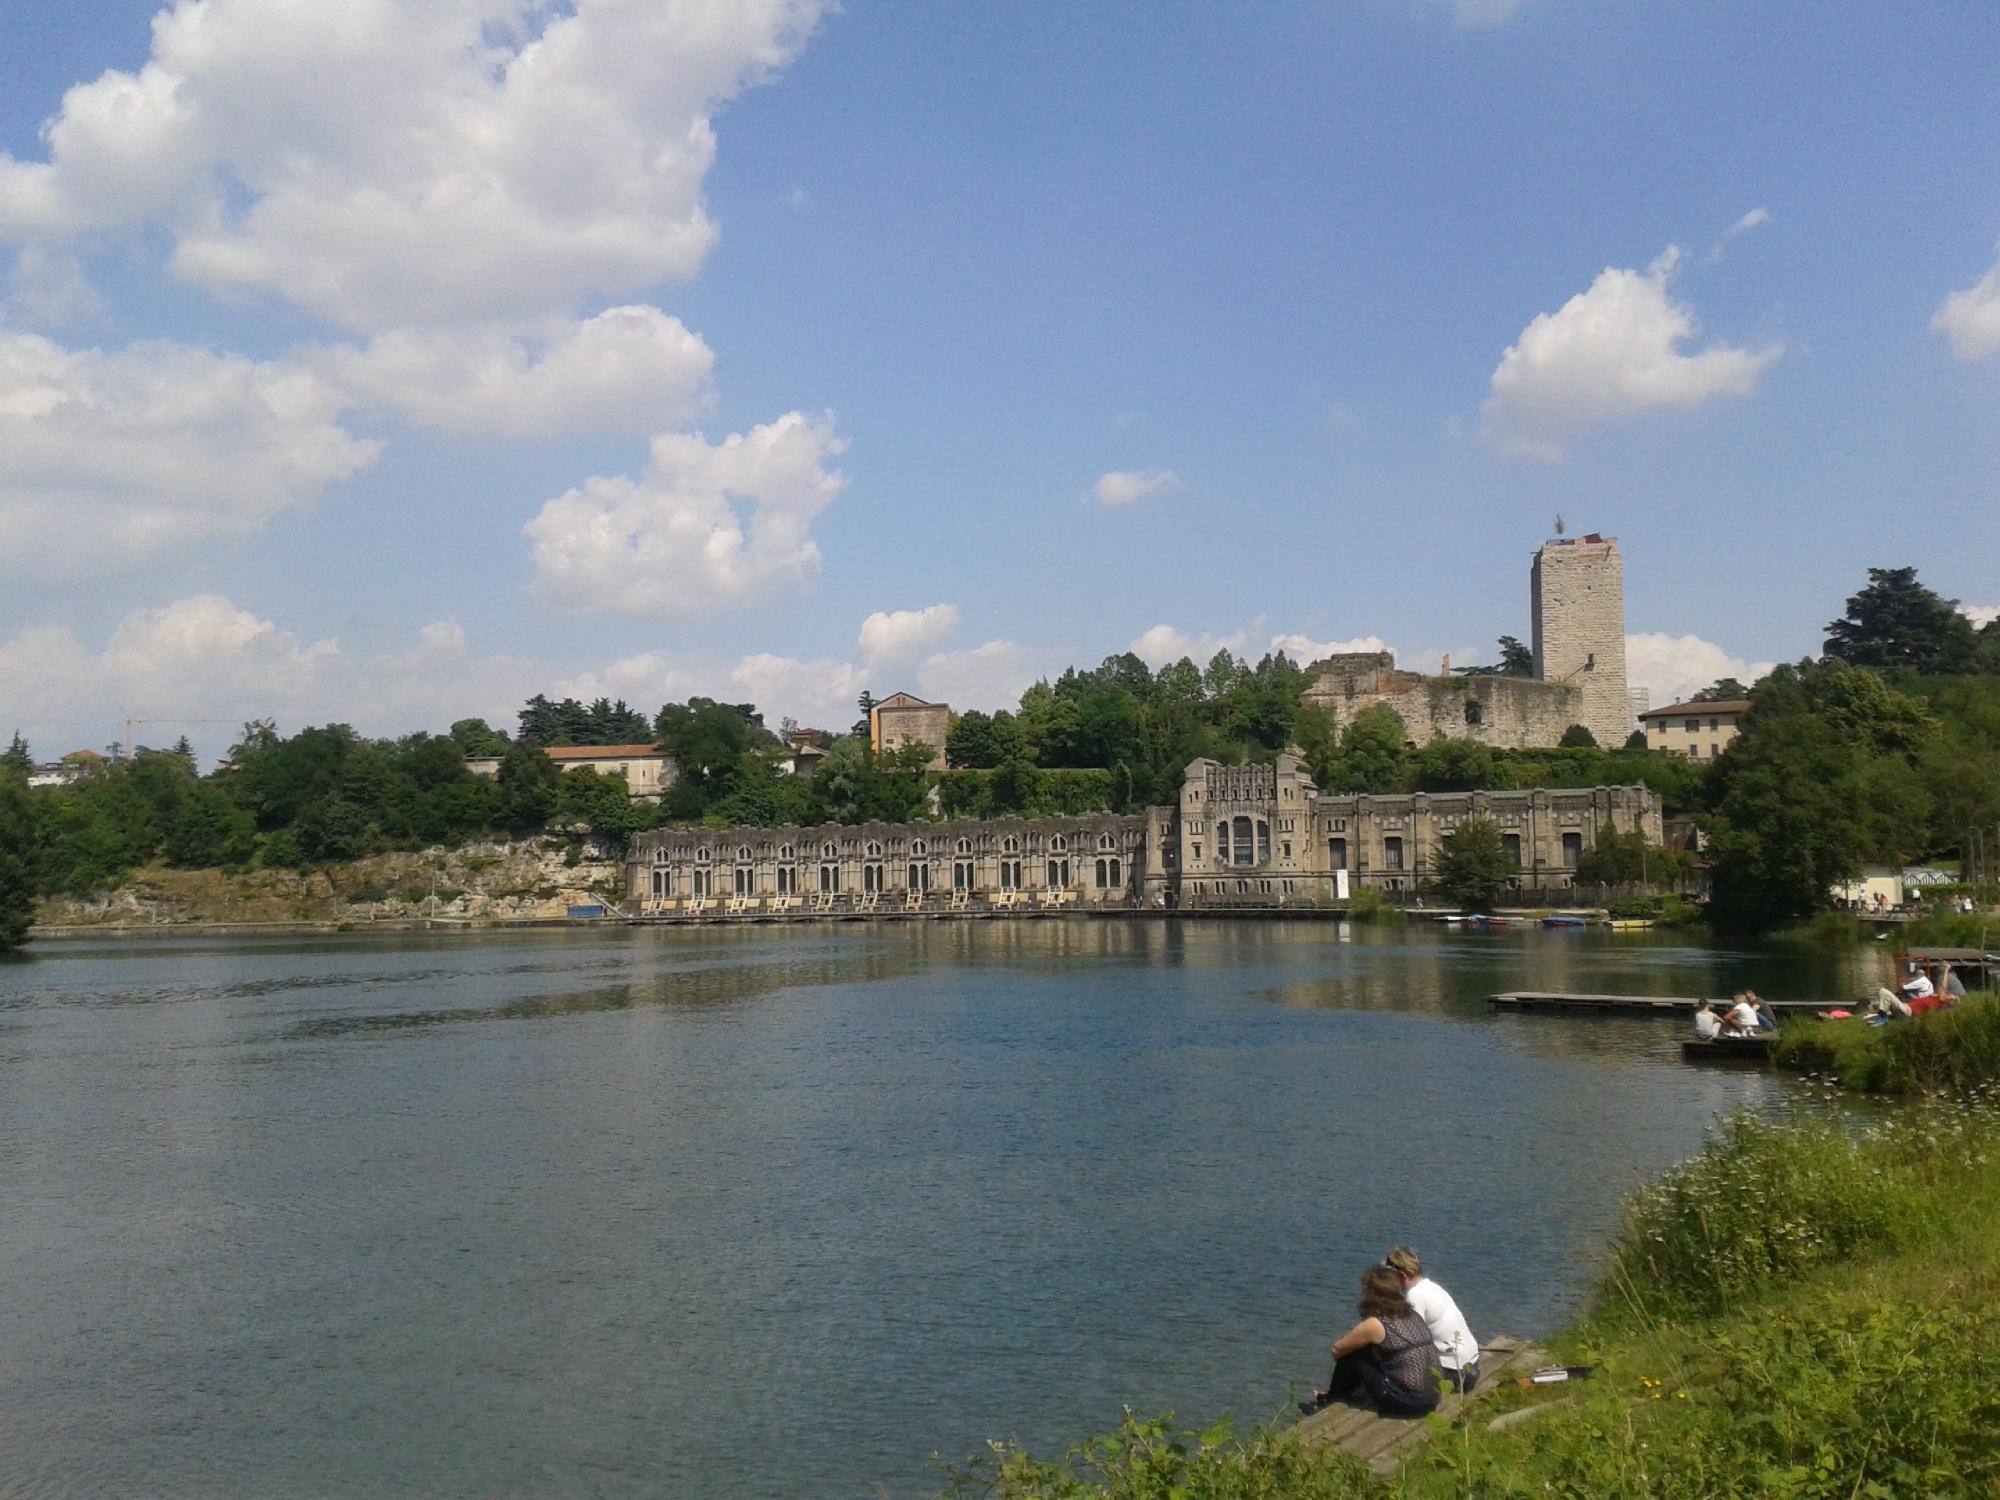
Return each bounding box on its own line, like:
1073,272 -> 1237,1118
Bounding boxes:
1775,994 -> 2000,1096
943,1096 -> 2000,1498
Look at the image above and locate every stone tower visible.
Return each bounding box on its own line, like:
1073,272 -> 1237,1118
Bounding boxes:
1531,534 -> 1631,749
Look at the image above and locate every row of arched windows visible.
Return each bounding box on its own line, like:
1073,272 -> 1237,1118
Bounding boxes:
649,830 -> 1128,864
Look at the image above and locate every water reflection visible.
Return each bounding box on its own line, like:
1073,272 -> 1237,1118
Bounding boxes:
0,922 -> 1828,1500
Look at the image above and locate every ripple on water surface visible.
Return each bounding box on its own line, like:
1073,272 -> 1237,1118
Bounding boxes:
0,922 -> 1862,1498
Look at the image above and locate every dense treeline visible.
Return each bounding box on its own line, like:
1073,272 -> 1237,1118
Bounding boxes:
2,563 -> 1996,942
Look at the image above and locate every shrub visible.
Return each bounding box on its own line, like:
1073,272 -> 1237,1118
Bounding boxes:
1770,909 -> 1861,948
1778,997 -> 2000,1097
939,1411 -> 1375,1500
1344,888 -> 1405,924
1604,1112 -> 1930,1317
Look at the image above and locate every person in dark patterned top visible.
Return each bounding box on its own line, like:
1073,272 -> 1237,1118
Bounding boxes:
1299,1264 -> 1443,1417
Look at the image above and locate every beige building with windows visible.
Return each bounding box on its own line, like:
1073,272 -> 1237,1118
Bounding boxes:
869,692 -> 949,770
625,752 -> 1661,910
1144,755 -> 1661,906
629,815 -> 1143,906
1636,700 -> 1750,761
466,743 -> 680,801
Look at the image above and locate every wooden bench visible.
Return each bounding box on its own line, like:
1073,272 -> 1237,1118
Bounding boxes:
1296,1337 -> 1546,1475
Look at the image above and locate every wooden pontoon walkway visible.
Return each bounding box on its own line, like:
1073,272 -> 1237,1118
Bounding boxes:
1487,990 -> 1825,1013
1296,1337 -> 1546,1474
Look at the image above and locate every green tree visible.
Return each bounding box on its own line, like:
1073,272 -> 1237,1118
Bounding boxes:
3,731 -> 32,777
1707,660 -> 1936,930
946,710 -> 1006,769
655,698 -> 752,796
1823,566 -> 1980,675
495,742 -> 559,834
0,770 -> 34,950
1432,818 -> 1514,912
1559,724 -> 1598,748
448,718 -> 510,756
165,786 -> 256,868
1319,704 -> 1406,793
1573,826 -> 1670,887
1409,738 -> 1505,792
1692,678 -> 1752,702
1455,636 -> 1535,678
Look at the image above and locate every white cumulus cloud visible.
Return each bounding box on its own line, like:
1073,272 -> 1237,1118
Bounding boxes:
316,306 -> 714,437
858,604 -> 960,666
729,652 -> 867,731
0,595 -> 544,763
1962,604 -> 1999,629
1482,247 -> 1782,460
917,640 -> 1051,714
1623,632 -> 1775,708
523,410 -> 848,616
1933,248 -> 2000,361
1268,632 -> 1392,665
0,0 -> 832,333
1092,468 -> 1178,507
0,331 -> 379,573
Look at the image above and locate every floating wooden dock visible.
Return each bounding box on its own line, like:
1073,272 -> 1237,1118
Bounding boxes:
1486,990 -> 1825,1013
1297,1337 -> 1546,1474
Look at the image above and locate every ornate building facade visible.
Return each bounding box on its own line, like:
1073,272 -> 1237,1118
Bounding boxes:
625,754 -> 1661,909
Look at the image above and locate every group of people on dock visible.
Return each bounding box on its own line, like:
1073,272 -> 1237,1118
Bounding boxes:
1299,1247 -> 1477,1419
1693,992 -> 1775,1039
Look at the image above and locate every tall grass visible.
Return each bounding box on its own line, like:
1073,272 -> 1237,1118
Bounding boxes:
1776,995 -> 2000,1096
1602,1110 -> 1932,1319
948,1097 -> 2000,1500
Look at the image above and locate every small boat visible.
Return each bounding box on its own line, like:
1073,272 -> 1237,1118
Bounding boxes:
1681,1036 -> 1776,1063
1541,914 -> 1587,929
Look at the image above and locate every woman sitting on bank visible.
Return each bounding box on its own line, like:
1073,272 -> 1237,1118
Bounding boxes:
1300,1265 -> 1442,1418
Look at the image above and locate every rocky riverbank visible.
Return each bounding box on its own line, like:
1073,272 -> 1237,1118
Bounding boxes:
31,838 -> 626,932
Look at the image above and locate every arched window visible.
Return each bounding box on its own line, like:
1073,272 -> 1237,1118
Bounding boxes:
778,843 -> 795,860
1098,832 -> 1117,851
1002,834 -> 1020,854
1050,834 -> 1068,854
955,837 -> 972,855
1233,816 -> 1254,866
737,844 -> 752,862
911,838 -> 927,857
1215,821 -> 1229,863
821,841 -> 838,859
1464,698 -> 1484,727
696,847 -> 712,865
1256,820 -> 1270,863
865,840 -> 883,858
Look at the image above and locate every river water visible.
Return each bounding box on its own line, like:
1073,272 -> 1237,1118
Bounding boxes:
0,921 -> 1874,1498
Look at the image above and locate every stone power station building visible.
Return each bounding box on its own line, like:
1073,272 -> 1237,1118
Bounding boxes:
624,530 -> 1657,912
1303,535 -> 1631,751
628,755 -> 1661,910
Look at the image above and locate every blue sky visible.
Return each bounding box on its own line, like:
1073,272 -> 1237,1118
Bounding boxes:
1,0 -> 1996,761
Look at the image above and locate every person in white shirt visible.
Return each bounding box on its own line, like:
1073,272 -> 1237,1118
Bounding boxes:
1723,995 -> 1761,1036
1693,1002 -> 1721,1040
1901,969 -> 1934,1000
1384,1246 -> 1479,1392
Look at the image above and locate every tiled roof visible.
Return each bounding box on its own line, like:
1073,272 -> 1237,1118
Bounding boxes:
1638,699 -> 1751,720
543,743 -> 667,759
